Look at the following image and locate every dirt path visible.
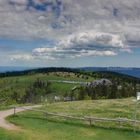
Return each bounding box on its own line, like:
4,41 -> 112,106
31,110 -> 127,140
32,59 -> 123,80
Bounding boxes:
0,105 -> 41,131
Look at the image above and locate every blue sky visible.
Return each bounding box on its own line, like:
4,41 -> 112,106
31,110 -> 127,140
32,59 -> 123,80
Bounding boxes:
0,0 -> 140,67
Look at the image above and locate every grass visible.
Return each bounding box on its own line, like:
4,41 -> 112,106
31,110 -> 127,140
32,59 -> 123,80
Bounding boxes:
5,112 -> 140,140
0,98 -> 140,140
0,104 -> 16,111
0,71 -> 140,139
42,98 -> 140,119
0,72 -> 93,102
50,82 -> 79,94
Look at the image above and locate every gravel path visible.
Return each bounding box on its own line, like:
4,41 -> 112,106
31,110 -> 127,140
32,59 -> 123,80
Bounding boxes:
0,105 -> 41,131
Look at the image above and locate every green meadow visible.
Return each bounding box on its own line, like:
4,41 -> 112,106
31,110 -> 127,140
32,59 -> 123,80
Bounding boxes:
0,71 -> 140,140
0,98 -> 140,140
0,72 -> 93,108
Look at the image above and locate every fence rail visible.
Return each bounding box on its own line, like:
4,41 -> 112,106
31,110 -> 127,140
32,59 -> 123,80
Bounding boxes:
14,106 -> 140,132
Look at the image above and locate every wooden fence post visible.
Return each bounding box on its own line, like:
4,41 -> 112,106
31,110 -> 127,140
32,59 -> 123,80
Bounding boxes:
89,118 -> 92,126
14,107 -> 16,116
45,112 -> 48,119
119,117 -> 121,128
86,117 -> 92,126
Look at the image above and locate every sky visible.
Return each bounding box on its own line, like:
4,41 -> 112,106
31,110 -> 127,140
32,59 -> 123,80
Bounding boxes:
0,0 -> 140,67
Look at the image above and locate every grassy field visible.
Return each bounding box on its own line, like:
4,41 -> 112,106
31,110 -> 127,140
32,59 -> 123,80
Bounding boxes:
1,118 -> 140,140
0,72 -> 93,104
42,98 -> 139,119
0,98 -> 140,140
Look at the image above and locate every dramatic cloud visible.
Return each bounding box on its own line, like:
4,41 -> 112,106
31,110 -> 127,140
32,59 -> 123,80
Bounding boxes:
31,31 -> 128,60
0,0 -> 140,40
0,0 -> 140,61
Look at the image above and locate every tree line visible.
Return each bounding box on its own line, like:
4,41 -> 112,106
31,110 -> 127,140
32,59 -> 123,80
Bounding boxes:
68,82 -> 136,100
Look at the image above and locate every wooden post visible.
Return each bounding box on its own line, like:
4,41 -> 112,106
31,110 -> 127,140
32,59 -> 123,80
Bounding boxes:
89,118 -> 92,126
119,117 -> 121,128
45,113 -> 48,119
87,117 -> 92,126
14,107 -> 16,116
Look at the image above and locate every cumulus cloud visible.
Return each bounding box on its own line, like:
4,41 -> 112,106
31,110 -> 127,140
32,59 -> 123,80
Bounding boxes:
10,53 -> 33,61
59,31 -> 126,50
0,0 -> 140,41
0,0 -> 140,61
31,31 -> 129,60
11,30 -> 132,61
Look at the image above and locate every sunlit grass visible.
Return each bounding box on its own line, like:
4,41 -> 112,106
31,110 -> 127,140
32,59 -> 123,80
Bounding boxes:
0,98 -> 139,140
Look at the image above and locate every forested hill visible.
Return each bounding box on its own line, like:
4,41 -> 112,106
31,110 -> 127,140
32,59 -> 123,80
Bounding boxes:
0,67 -> 139,83
0,67 -> 140,106
0,67 -> 77,77
80,67 -> 140,79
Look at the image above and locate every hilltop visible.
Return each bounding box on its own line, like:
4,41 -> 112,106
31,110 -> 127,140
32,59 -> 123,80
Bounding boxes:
0,68 -> 139,109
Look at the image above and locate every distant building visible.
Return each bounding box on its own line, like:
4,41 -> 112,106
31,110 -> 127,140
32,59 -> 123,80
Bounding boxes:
54,96 -> 61,102
117,85 -> 122,90
71,79 -> 112,91
64,97 -> 75,102
87,79 -> 112,87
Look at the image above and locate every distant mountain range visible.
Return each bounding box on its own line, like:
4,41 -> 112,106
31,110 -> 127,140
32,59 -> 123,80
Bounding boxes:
0,66 -> 32,73
79,67 -> 140,79
0,66 -> 140,79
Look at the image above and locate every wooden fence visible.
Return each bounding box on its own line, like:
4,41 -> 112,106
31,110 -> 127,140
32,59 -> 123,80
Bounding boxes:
14,106 -> 140,132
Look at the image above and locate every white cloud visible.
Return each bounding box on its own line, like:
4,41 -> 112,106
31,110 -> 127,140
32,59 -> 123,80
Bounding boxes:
0,0 -> 140,62
9,0 -> 27,4
0,0 -> 139,41
31,31 -> 127,60
10,53 -> 33,61
59,31 -> 126,49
